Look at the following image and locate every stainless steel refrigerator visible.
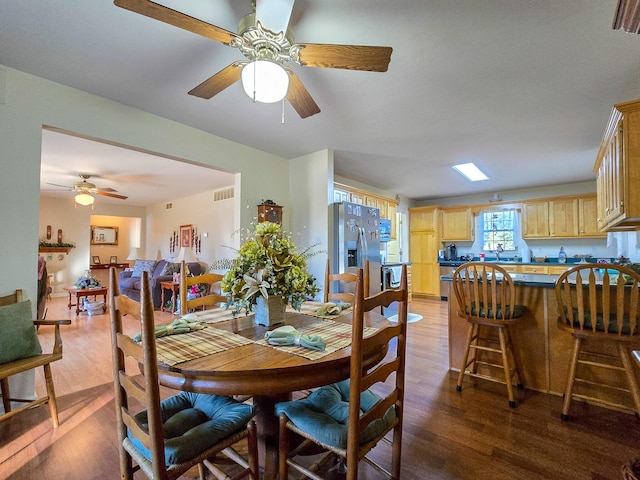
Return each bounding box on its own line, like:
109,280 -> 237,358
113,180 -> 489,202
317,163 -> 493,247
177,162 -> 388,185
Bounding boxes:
330,201 -> 381,296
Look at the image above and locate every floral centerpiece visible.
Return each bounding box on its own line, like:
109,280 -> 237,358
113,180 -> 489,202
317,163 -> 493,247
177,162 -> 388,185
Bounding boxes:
221,222 -> 320,320
76,270 -> 99,289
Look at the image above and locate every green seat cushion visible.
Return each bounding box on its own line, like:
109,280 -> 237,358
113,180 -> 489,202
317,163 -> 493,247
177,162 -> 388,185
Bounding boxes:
274,379 -> 396,450
129,392 -> 254,465
0,300 -> 42,364
468,302 -> 524,319
566,308 -> 636,334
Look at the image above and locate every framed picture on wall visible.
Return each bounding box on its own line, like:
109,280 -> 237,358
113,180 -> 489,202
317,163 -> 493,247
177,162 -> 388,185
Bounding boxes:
180,224 -> 193,247
92,256 -> 101,264
110,256 -> 118,264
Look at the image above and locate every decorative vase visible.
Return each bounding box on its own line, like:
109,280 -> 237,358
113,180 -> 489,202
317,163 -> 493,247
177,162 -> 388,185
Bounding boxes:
255,295 -> 287,327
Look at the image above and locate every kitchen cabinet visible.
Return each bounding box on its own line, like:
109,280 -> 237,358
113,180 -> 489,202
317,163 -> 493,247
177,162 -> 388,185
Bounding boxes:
441,206 -> 474,241
521,265 -> 550,274
577,194 -> 606,237
594,98 -> 640,231
522,201 -> 550,238
549,198 -> 578,237
333,183 -> 399,236
409,207 -> 440,297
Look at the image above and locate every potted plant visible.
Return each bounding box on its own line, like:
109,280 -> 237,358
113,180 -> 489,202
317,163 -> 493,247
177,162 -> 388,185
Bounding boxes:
221,222 -> 320,326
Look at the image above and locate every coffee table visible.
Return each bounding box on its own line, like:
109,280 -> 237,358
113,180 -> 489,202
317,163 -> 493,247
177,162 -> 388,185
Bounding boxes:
63,286 -> 108,316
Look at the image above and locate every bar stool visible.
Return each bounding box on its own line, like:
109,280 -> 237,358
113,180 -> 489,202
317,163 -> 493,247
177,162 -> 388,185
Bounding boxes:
555,264 -> 640,420
452,262 -> 525,407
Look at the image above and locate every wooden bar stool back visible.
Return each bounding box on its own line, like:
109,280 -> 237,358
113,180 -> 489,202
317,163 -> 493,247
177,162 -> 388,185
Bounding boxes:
555,264 -> 640,420
452,262 -> 525,407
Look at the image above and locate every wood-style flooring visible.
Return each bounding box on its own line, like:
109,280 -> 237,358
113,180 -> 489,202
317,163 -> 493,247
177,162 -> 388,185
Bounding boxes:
1,296 -> 639,479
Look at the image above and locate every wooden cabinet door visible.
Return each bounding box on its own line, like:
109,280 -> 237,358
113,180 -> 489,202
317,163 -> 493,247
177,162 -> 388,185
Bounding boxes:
409,232 -> 439,296
333,188 -> 350,203
578,195 -> 606,237
522,201 -> 550,238
387,202 -> 398,240
409,207 -> 438,232
549,198 -> 578,237
441,207 -> 474,241
600,120 -> 624,227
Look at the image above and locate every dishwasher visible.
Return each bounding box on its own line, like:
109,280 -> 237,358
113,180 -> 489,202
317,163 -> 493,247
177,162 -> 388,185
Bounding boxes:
439,265 -> 456,301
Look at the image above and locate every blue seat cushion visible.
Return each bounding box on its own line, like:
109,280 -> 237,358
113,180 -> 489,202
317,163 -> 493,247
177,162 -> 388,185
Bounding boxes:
129,392 -> 254,465
274,379 -> 396,450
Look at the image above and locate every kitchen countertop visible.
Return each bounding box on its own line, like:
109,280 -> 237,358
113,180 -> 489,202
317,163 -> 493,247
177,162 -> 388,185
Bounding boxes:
382,262 -> 412,266
438,259 -> 605,267
440,272 -> 558,288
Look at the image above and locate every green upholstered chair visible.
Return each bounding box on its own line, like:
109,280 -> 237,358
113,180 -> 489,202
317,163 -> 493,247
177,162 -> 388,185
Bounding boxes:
276,265 -> 408,480
109,268 -> 258,480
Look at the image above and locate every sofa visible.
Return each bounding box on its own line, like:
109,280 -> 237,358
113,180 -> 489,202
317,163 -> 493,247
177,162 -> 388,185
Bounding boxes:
118,259 -> 207,308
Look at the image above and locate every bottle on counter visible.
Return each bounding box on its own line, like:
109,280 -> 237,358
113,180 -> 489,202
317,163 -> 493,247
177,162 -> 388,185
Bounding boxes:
558,246 -> 567,264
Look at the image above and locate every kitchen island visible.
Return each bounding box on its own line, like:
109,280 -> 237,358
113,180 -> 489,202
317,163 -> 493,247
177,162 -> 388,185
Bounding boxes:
442,271 -> 640,413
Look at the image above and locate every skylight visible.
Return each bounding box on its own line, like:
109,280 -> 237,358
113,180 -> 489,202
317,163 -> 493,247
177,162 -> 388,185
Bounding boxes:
452,162 -> 489,182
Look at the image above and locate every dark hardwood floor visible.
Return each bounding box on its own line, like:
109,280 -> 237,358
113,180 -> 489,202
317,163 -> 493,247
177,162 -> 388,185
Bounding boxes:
1,295 -> 639,479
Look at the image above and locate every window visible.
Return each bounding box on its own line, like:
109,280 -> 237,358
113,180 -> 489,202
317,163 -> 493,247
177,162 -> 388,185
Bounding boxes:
481,209 -> 516,251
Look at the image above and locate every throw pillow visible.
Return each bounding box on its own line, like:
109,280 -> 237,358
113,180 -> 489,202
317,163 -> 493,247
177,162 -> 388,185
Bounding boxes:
0,300 -> 42,364
160,262 -> 180,276
131,259 -> 158,278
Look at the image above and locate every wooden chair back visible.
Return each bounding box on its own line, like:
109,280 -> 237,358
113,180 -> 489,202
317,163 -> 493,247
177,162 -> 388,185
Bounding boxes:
0,288 -> 23,306
179,261 -> 226,315
0,289 -> 70,427
452,262 -> 519,325
556,263 -> 640,339
110,267 -> 167,478
324,258 -> 370,303
346,264 -> 408,479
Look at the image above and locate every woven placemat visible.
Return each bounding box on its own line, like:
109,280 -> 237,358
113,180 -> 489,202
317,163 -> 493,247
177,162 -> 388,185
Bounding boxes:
155,328 -> 253,366
287,301 -> 353,320
255,319 -> 377,361
191,307 -> 238,324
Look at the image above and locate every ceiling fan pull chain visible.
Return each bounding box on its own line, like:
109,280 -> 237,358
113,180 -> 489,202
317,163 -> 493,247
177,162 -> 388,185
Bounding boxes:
252,63 -> 257,103
281,97 -> 285,124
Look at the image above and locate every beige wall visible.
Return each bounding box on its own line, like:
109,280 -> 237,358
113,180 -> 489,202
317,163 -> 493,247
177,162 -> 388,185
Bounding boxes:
1,66 -> 290,304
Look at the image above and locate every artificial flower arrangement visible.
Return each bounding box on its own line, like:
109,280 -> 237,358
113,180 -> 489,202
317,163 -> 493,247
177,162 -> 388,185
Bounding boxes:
75,270 -> 100,289
221,221 -> 321,314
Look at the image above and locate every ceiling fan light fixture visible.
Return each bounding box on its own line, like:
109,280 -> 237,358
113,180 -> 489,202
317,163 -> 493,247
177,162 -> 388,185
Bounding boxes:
75,192 -> 95,206
241,60 -> 289,103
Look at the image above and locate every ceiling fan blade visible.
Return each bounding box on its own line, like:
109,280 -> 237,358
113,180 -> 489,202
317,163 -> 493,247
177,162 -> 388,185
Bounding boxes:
188,62 -> 245,99
46,182 -> 73,190
256,0 -> 295,34
285,68 -> 320,119
292,43 -> 393,72
114,0 -> 241,46
96,187 -> 118,193
97,191 -> 128,200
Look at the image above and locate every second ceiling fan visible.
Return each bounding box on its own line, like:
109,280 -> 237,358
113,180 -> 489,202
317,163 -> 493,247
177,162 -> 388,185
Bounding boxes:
114,0 -> 393,118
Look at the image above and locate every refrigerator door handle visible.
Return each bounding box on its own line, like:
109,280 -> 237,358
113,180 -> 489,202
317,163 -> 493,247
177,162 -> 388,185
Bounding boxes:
358,226 -> 368,266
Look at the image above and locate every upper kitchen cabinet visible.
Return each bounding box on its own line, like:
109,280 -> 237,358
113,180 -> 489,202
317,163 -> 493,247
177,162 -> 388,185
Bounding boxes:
522,200 -> 550,238
548,198 -> 578,237
577,194 -> 606,238
594,98 -> 640,231
441,206 -> 474,241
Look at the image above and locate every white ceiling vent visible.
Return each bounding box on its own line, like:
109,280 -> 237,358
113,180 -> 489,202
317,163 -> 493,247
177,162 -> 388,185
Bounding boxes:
214,187 -> 234,202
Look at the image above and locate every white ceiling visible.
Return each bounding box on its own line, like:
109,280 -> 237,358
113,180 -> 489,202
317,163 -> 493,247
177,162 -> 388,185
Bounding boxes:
2,0 -> 640,205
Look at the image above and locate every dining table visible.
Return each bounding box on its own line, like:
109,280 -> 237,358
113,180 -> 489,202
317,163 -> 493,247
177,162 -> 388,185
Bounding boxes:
152,301 -> 390,479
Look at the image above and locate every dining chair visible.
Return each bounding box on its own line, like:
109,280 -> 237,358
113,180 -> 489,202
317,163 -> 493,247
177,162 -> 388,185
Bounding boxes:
452,261 -> 526,407
555,263 -> 640,420
276,264 -> 408,480
324,258 -> 370,303
0,289 -> 70,427
179,261 -> 226,315
109,267 -> 259,480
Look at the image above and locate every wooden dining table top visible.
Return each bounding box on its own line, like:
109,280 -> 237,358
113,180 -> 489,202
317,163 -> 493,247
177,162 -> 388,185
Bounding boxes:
155,306 -> 390,396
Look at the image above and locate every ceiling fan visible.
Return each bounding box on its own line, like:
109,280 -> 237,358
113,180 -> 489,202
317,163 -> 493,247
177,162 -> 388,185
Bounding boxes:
47,174 -> 128,203
113,0 -> 393,118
